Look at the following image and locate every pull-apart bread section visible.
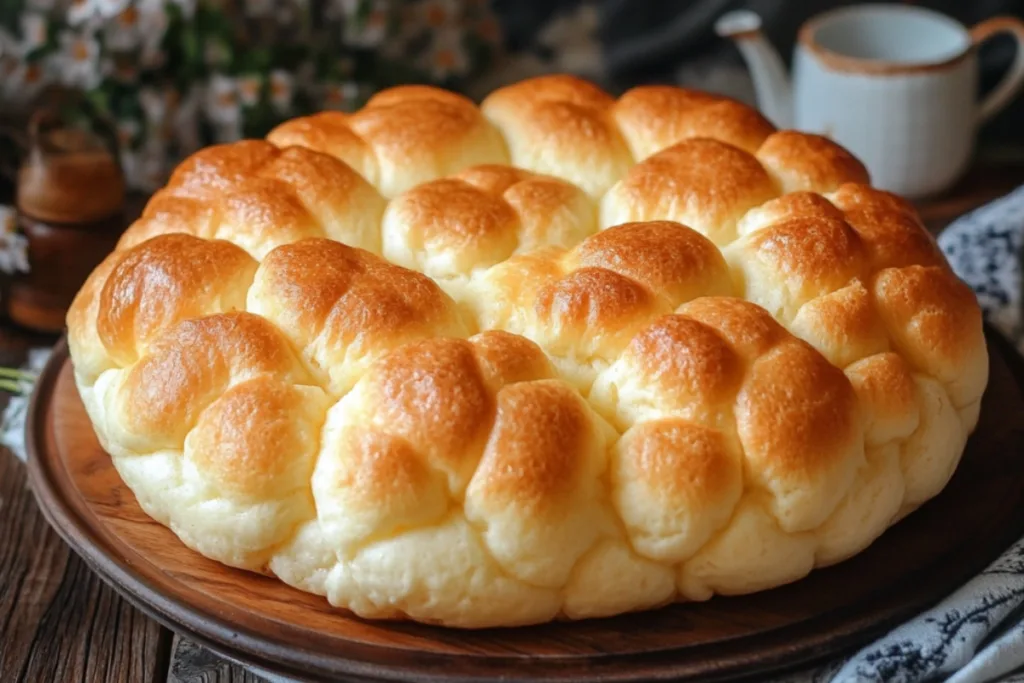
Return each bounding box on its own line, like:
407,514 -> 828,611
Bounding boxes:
68,75 -> 988,628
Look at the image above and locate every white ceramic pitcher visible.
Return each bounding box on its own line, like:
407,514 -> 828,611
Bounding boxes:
716,4 -> 1024,198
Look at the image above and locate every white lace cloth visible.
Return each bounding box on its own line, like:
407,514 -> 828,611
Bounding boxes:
6,188 -> 1024,682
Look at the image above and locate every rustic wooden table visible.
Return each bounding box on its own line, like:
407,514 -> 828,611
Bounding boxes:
2,155 -> 1023,683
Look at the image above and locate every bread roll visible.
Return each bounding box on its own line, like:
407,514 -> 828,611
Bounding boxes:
67,75 -> 988,628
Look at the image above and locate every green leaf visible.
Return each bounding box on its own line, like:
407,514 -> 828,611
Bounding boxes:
0,366 -> 37,381
84,88 -> 111,116
0,378 -> 30,395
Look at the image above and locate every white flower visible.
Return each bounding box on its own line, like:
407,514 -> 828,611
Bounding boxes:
104,5 -> 142,51
141,5 -> 169,34
0,17 -> 45,61
139,87 -> 167,126
57,30 -> 102,89
0,56 -> 17,89
121,143 -> 168,192
139,46 -> 165,69
115,117 -> 141,149
386,0 -> 424,57
537,5 -> 603,79
418,0 -> 459,29
211,120 -> 242,144
538,4 -> 598,46
0,28 -> 15,59
96,0 -> 131,18
66,0 -> 100,27
0,209 -> 30,275
236,74 -> 261,106
21,61 -> 49,97
12,238 -> 30,273
139,157 -> 167,191
343,0 -> 388,48
321,81 -> 359,111
19,14 -> 49,55
424,27 -> 468,80
119,149 -> 139,188
137,137 -> 168,190
173,88 -> 201,153
137,0 -> 164,13
140,134 -> 164,156
269,70 -> 294,114
204,74 -> 240,127
0,207 -> 16,235
0,233 -> 31,275
137,1 -> 169,66
173,86 -> 202,154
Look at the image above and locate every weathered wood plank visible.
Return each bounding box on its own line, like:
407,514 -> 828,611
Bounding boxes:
167,637 -> 267,683
0,450 -> 172,682
167,634 -> 369,682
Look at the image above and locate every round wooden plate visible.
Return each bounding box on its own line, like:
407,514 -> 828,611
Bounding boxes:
26,329 -> 1024,683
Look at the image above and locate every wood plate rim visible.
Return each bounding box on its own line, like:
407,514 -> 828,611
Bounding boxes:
25,329 -> 1024,683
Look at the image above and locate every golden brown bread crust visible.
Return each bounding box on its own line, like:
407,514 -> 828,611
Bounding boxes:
269,85 -> 509,198
756,131 -> 870,193
248,238 -> 472,395
829,184 -> 946,269
119,142 -> 386,258
600,139 -> 779,245
477,221 -> 734,388
112,312 -> 309,451
736,339 -> 862,532
68,75 -> 988,629
612,85 -> 776,157
381,165 -> 595,289
481,75 -> 630,198
612,418 -> 743,564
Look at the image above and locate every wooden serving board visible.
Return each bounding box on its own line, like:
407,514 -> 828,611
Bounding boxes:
26,330 -> 1024,683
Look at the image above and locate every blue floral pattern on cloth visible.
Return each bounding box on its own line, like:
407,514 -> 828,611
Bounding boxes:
940,185 -> 1024,355
773,535 -> 1024,682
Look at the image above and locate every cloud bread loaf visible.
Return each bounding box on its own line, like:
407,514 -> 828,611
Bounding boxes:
67,75 -> 988,628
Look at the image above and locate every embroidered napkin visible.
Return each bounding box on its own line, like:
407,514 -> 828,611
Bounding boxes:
6,186 -> 1024,683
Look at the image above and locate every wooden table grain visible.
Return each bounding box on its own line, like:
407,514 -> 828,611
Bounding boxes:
2,155 -> 1023,683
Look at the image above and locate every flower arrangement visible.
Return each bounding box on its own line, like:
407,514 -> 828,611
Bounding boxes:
0,0 -> 503,191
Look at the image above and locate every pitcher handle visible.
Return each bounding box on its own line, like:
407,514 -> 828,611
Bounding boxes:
970,16 -> 1024,124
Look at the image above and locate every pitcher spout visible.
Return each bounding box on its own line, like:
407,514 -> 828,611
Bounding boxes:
715,10 -> 793,129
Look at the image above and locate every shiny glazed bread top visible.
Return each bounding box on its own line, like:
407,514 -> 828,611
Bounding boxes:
67,75 -> 987,628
